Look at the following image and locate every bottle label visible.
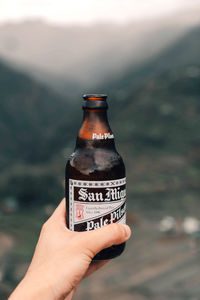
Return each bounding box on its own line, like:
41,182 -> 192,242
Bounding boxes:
69,178 -> 126,231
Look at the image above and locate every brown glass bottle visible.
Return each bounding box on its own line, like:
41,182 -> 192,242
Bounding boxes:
65,94 -> 126,260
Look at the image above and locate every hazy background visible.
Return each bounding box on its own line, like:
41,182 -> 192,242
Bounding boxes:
0,0 -> 200,299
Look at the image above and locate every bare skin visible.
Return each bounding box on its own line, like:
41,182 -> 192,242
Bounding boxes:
9,198 -> 131,300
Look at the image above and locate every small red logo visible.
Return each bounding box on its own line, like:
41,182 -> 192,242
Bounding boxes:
76,204 -> 84,220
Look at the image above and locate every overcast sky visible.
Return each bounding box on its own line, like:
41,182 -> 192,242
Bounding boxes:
0,0 -> 200,24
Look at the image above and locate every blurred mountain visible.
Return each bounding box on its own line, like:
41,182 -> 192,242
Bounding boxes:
0,61 -> 76,169
104,26 -> 200,156
111,65 -> 200,155
0,9 -> 199,96
0,61 -> 81,204
103,26 -> 200,95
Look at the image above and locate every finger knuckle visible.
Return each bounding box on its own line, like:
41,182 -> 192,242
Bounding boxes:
111,223 -> 121,236
84,246 -> 95,260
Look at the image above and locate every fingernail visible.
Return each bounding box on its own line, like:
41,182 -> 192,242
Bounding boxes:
122,224 -> 131,238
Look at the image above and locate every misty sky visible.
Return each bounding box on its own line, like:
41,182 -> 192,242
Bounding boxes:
0,0 -> 200,24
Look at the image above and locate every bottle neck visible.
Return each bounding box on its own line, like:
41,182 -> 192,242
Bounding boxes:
76,108 -> 116,149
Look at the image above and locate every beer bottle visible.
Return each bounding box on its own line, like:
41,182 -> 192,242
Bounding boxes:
65,94 -> 126,260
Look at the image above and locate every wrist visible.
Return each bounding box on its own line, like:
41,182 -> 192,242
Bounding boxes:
9,273 -> 57,300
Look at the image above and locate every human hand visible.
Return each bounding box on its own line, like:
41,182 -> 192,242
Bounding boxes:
9,198 -> 131,300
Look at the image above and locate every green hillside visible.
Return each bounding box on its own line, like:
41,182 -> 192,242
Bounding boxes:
0,61 -> 77,168
112,66 -> 200,154
103,26 -> 200,157
0,61 -> 78,205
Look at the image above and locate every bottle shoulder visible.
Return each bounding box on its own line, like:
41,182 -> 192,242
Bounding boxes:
66,148 -> 125,178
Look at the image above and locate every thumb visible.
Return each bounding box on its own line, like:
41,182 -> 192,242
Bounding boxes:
80,223 -> 131,257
